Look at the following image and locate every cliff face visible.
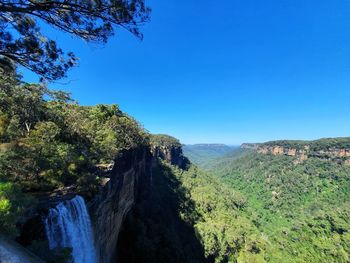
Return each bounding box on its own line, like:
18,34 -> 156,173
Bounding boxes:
91,142 -> 190,263
15,140 -> 187,263
0,236 -> 45,263
90,146 -> 152,263
255,145 -> 309,163
151,144 -> 190,170
242,141 -> 350,165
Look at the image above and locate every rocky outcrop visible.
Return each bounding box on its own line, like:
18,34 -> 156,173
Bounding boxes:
89,146 -> 152,263
90,142 -> 190,263
150,134 -> 190,169
15,146 -> 153,263
15,137 -> 189,263
151,144 -> 190,170
16,193 -> 77,247
0,236 -> 45,263
242,139 -> 350,165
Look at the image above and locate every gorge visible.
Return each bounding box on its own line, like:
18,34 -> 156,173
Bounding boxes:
2,0 -> 350,262
0,79 -> 349,263
4,136 -> 191,263
2,134 -> 350,263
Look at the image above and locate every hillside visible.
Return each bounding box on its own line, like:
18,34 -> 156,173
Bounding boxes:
204,147 -> 350,262
1,75 -> 349,263
183,144 -> 238,165
117,138 -> 350,263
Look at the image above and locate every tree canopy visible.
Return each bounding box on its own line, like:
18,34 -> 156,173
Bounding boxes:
0,0 -> 150,80
0,72 -> 149,234
150,134 -> 182,148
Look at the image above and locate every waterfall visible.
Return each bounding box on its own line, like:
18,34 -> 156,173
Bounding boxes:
44,195 -> 97,263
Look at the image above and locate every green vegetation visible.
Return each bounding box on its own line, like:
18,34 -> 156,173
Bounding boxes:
128,146 -> 350,263
200,150 -> 350,262
263,137 -> 350,151
0,0 -> 150,81
0,181 -> 33,235
116,138 -> 350,263
150,134 -> 182,147
183,144 -> 238,166
118,161 -> 206,263
0,72 -> 148,235
118,157 -> 269,262
175,164 -> 266,263
2,71 -> 349,263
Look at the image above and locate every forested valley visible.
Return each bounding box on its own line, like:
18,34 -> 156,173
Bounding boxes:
0,0 -> 349,262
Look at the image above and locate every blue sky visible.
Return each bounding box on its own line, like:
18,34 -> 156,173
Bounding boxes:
23,0 -> 350,145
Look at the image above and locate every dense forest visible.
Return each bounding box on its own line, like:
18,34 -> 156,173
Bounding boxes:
121,142 -> 350,262
0,71 -> 148,236
262,138 -> 350,151
179,147 -> 350,262
1,1 -> 349,261
1,69 -> 350,262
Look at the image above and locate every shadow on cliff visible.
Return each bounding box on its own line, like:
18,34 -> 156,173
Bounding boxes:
116,162 -> 208,263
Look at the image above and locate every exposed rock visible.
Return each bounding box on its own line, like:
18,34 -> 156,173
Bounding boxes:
15,137 -> 190,263
244,141 -> 350,165
287,148 -> 297,156
151,144 -> 190,169
16,193 -> 77,247
272,146 -> 284,155
150,134 -> 190,169
0,236 -> 45,263
90,147 -> 152,263
271,191 -> 280,201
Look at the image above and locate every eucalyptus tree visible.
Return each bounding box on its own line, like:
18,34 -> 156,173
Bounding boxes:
0,0 -> 150,80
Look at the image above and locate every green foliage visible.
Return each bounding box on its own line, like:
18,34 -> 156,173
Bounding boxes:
0,181 -> 33,236
0,0 -> 150,80
173,165 -> 267,263
263,137 -> 350,151
120,158 -> 271,263
117,161 -> 206,263
0,73 -> 148,190
203,150 -> 350,263
0,72 -> 149,235
147,146 -> 350,263
150,134 -> 182,147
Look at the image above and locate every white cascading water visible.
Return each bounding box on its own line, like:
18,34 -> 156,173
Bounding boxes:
44,195 -> 97,263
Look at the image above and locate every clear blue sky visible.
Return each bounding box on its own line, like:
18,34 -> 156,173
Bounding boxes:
23,0 -> 350,145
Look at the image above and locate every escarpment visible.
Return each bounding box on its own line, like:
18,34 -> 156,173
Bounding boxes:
13,136 -> 188,263
241,137 -> 350,165
150,134 -> 190,169
90,146 -> 152,263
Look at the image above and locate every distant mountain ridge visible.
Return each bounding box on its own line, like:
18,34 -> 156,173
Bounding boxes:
183,143 -> 238,165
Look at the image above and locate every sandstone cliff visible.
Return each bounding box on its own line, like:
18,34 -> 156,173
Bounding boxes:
150,134 -> 190,169
90,146 -> 152,263
241,138 -> 350,165
14,137 -> 188,263
151,144 -> 189,169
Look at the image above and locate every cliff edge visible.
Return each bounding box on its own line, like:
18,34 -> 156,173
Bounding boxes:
13,134 -> 189,263
241,137 -> 350,165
